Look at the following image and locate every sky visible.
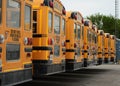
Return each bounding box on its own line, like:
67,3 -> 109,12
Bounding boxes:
60,0 -> 119,18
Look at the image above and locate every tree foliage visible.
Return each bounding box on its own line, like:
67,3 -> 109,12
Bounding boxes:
87,13 -> 120,38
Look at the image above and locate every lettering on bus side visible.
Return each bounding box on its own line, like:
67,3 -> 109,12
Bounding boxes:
54,0 -> 62,13
10,30 -> 21,41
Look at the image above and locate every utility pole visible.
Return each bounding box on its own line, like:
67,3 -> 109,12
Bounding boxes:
115,0 -> 119,37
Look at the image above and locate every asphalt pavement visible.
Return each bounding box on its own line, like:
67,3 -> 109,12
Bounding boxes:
16,64 -> 120,86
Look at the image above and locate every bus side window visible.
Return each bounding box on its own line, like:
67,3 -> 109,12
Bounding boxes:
33,10 -> 37,33
82,26 -> 84,40
48,12 -> 53,33
74,23 -> 77,38
54,15 -> 60,34
6,44 -> 20,61
87,30 -> 90,42
62,18 -> 65,35
6,0 -> 21,28
77,25 -> 81,39
25,5 -> 31,31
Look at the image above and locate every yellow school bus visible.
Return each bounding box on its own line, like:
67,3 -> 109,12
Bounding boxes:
32,0 -> 66,77
97,30 -> 104,65
110,35 -> 116,62
65,11 -> 84,71
83,20 -> 92,67
91,25 -> 98,64
104,33 -> 110,63
88,22 -> 93,65
0,0 -> 32,85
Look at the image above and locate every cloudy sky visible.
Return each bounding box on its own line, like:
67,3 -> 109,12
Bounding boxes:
61,0 -> 119,18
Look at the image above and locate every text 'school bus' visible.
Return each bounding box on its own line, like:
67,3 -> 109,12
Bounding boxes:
65,11 -> 84,71
83,20 -> 91,67
0,0 -> 33,86
32,0 -> 66,77
97,30 -> 104,65
110,35 -> 116,63
104,33 -> 110,63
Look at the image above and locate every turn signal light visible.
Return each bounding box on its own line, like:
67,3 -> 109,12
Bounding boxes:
27,53 -> 31,57
74,15 -> 77,20
49,0 -> 53,8
63,52 -> 65,55
62,9 -> 66,15
87,46 -> 89,49
48,38 -> 54,45
50,51 -> 53,54
27,38 -> 32,45
74,43 -> 77,48
82,18 -> 84,24
75,52 -> 77,55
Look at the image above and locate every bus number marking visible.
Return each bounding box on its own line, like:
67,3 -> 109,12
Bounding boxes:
10,30 -> 21,41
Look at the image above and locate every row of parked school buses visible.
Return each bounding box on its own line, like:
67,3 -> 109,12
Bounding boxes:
0,0 -> 116,85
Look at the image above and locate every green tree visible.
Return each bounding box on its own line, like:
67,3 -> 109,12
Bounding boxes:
87,13 -> 120,38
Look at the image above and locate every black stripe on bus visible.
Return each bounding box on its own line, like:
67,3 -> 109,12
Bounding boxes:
66,40 -> 70,42
66,49 -> 75,52
0,47 -> 2,52
33,46 -> 52,51
82,50 -> 88,53
33,34 -> 47,38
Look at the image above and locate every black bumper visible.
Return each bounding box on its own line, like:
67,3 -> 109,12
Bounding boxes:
83,58 -> 88,67
65,59 -> 83,71
0,68 -> 32,86
104,58 -> 109,63
32,60 -> 65,78
97,58 -> 103,65
110,57 -> 115,62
